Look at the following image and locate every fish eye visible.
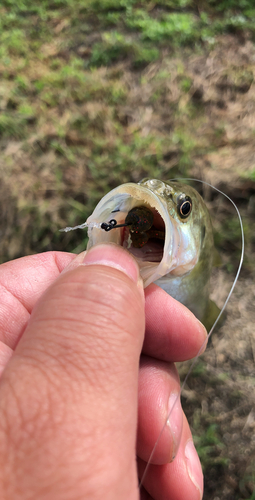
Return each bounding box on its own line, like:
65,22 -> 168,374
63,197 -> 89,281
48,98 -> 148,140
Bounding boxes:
177,195 -> 192,219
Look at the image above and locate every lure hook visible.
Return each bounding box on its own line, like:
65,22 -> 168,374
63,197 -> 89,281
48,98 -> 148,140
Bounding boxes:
101,219 -> 131,232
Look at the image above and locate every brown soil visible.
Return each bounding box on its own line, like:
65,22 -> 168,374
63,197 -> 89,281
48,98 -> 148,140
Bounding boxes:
179,274 -> 255,500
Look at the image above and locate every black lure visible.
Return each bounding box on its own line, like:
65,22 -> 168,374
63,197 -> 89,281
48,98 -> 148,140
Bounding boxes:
101,206 -> 164,248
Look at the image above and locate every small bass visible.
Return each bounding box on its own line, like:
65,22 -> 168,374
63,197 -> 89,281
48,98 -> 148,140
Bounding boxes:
85,179 -> 219,330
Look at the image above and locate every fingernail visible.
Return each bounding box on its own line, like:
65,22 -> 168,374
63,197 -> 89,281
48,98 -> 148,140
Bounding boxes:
167,393 -> 183,461
82,243 -> 141,284
197,320 -> 208,354
61,251 -> 87,274
185,440 -> 203,500
198,319 -> 207,338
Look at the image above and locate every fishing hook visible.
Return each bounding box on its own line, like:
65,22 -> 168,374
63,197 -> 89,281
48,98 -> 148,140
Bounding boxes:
100,220 -> 131,231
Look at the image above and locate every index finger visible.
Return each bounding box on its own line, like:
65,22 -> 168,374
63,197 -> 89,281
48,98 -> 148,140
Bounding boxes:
0,252 -> 207,363
0,252 -> 75,349
143,284 -> 208,362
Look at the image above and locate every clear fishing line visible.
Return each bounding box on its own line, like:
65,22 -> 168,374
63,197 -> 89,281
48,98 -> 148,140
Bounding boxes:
60,221 -> 102,232
138,178 -> 244,489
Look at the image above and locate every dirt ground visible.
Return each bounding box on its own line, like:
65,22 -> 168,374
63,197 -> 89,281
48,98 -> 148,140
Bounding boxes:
179,272 -> 255,500
179,36 -> 255,499
179,42 -> 255,495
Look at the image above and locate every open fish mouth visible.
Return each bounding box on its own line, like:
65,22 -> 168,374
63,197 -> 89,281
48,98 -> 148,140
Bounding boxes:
122,206 -> 165,262
86,182 -> 179,287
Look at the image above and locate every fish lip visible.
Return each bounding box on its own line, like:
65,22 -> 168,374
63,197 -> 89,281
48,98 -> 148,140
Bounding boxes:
86,182 -> 177,287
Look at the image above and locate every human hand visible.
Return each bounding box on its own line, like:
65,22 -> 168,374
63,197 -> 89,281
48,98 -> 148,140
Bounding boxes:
0,244 -> 206,500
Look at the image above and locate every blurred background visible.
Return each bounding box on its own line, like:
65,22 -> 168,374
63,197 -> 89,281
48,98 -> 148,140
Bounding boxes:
0,1 -> 255,498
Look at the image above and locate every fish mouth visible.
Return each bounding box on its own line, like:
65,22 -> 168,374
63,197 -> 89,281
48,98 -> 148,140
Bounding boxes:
86,183 -> 177,287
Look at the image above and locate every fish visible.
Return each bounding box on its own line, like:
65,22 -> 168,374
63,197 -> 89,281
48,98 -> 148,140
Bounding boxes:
85,178 -> 220,330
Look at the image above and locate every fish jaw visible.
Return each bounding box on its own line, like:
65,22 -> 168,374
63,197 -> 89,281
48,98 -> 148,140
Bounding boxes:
170,222 -> 199,277
85,182 -> 179,287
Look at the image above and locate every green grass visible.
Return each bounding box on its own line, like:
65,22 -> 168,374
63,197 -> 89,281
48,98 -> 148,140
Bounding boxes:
0,113 -> 30,139
125,11 -> 198,44
0,0 -> 253,258
0,0 -> 254,259
194,423 -> 230,470
89,32 -> 160,68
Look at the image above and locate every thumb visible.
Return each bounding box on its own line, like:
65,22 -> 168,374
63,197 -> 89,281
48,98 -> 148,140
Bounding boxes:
0,244 -> 145,500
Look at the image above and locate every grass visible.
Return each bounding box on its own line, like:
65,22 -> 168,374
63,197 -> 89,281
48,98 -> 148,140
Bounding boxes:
0,0 -> 253,260
0,0 -> 253,261
89,32 -> 160,69
194,423 -> 229,470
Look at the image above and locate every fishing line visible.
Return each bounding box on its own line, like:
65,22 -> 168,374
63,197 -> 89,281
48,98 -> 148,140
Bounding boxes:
60,221 -> 102,232
138,178 -> 244,489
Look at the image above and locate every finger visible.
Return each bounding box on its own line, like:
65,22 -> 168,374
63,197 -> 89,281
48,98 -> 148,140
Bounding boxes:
138,415 -> 203,500
0,244 -> 144,500
0,251 -> 75,349
0,253 -> 207,363
143,284 -> 208,362
137,356 -> 182,465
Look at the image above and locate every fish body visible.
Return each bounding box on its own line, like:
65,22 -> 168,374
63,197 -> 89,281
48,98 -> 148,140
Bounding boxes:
86,179 -> 217,329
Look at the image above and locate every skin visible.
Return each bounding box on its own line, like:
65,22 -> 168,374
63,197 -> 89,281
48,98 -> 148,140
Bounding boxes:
0,244 -> 206,500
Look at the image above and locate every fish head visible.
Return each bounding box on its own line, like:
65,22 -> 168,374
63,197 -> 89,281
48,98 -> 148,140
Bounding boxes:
86,179 -> 213,287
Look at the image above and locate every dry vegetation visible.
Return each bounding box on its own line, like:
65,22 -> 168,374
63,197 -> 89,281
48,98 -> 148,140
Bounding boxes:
0,1 -> 255,498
